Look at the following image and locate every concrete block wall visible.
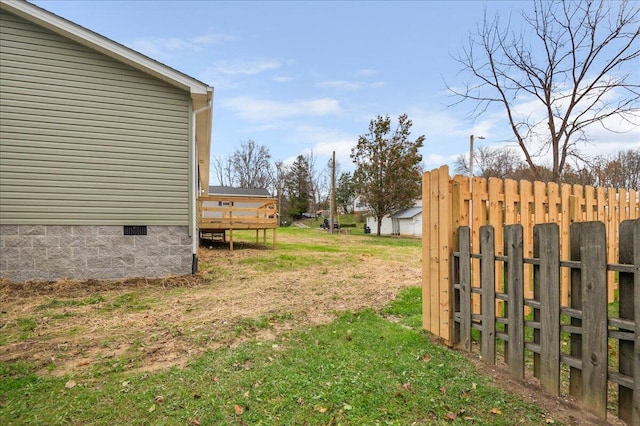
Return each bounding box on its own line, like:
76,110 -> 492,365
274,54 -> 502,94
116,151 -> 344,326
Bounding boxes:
0,225 -> 192,282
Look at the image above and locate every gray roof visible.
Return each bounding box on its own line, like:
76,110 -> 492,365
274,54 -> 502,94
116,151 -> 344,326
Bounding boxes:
208,186 -> 271,197
390,207 -> 422,219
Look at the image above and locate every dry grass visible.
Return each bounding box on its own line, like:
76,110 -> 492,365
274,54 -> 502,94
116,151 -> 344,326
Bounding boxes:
0,231 -> 420,377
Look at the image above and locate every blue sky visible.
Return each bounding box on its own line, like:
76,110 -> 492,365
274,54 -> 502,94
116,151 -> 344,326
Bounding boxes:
34,1 -> 639,183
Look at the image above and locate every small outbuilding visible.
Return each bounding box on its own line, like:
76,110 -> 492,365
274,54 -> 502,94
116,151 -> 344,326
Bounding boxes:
366,201 -> 423,237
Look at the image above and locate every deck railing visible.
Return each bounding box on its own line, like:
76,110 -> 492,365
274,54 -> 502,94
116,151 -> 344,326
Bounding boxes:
197,196 -> 277,230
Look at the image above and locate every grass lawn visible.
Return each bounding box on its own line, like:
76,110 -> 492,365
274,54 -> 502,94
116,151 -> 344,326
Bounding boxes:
1,228 -> 566,425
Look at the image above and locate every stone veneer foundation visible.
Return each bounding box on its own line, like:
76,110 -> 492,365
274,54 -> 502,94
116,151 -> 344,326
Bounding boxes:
0,225 -> 193,282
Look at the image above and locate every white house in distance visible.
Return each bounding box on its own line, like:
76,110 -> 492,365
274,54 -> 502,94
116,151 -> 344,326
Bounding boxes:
366,200 -> 423,237
0,0 -> 213,281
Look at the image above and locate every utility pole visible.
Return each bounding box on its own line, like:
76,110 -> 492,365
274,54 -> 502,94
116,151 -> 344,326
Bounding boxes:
330,151 -> 336,235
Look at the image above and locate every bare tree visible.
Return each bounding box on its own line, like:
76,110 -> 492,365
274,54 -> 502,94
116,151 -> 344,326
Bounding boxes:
229,140 -> 274,189
591,148 -> 640,189
274,161 -> 289,225
212,155 -> 233,187
449,0 -> 640,182
455,145 -> 523,179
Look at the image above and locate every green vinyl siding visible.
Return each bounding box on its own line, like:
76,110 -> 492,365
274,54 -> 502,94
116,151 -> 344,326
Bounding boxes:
0,9 -> 191,225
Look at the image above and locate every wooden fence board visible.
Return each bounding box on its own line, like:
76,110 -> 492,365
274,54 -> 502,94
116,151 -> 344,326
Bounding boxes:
534,223 -> 561,396
422,171 -> 432,333
634,221 -> 640,425
505,224 -> 524,380
521,180 -> 535,305
438,168 -> 452,339
575,222 -> 608,419
457,226 -> 471,351
618,220 -> 636,423
560,184 -> 572,306
429,170 -> 439,335
471,177 -> 484,314
480,225 -> 496,364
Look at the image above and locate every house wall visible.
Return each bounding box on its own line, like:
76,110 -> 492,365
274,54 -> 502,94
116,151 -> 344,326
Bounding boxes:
366,216 -> 394,235
0,9 -> 194,280
0,225 -> 192,282
398,216 -> 422,237
0,9 -> 191,225
367,215 -> 422,236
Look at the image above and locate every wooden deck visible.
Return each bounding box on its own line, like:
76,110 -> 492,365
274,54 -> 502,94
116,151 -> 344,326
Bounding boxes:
197,195 -> 277,249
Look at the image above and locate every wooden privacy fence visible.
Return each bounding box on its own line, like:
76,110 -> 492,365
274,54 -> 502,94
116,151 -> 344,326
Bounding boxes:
422,165 -> 640,344
451,220 -> 639,424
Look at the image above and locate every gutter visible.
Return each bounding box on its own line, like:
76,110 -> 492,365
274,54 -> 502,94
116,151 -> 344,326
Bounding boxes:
191,99 -> 212,274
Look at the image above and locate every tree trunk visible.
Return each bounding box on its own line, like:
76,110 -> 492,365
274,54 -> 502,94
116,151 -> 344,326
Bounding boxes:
377,215 -> 382,236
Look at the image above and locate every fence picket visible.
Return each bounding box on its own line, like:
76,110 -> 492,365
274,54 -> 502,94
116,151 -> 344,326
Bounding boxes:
455,226 -> 471,351
480,225 -> 496,364
505,224 -> 524,379
618,220 -> 636,423
576,222 -> 608,418
534,223 -> 560,396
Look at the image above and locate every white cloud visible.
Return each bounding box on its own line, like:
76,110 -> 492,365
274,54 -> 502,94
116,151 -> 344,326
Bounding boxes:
129,32 -> 236,58
316,80 -> 364,90
222,96 -> 341,121
315,79 -> 387,91
357,69 -> 376,77
213,59 -> 282,75
273,75 -> 293,83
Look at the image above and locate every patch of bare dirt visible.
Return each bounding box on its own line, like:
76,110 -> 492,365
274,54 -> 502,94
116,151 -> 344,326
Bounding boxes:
1,233 -> 419,378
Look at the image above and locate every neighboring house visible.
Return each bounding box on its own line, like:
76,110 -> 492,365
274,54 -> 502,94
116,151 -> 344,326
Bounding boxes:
353,195 -> 369,214
0,0 -> 213,281
366,201 -> 423,237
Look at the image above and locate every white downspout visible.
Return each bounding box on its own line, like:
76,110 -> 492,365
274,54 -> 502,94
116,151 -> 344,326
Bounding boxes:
191,100 -> 212,274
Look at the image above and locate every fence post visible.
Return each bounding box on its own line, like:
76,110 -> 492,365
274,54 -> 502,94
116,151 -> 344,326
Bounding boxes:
505,224 -> 524,379
570,221 -> 608,419
533,223 -> 561,396
480,225 -> 496,364
618,219 -> 640,424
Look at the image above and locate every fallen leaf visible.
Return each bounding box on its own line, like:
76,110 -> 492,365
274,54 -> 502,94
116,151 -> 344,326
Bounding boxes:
243,390 -> 250,398
471,382 -> 477,390
490,407 -> 502,415
234,405 -> 244,415
148,404 -> 156,413
65,380 -> 76,389
191,420 -> 200,426
155,395 -> 164,405
440,386 -> 447,394
402,382 -> 411,391
446,412 -> 456,421
343,403 -> 352,411
545,418 -> 555,424
315,406 -> 327,413
421,354 -> 431,362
